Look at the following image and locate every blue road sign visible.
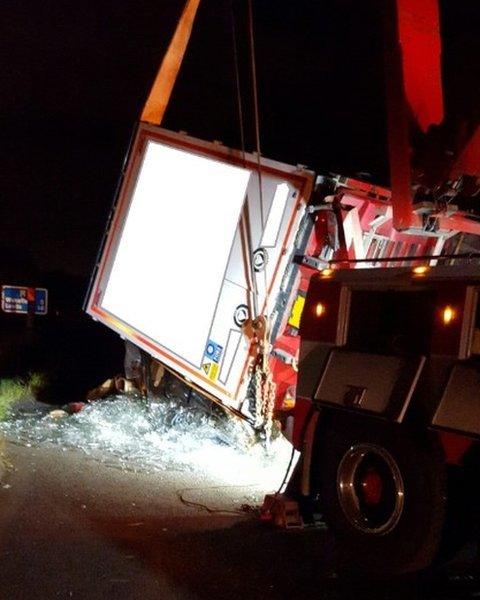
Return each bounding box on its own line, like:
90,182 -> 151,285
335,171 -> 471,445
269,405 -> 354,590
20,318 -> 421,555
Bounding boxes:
1,286 -> 48,315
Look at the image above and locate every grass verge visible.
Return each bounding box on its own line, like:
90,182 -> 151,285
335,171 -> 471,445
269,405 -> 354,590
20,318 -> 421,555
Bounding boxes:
0,373 -> 48,420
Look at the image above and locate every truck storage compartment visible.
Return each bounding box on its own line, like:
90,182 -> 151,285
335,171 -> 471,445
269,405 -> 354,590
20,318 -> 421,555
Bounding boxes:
314,349 -> 425,420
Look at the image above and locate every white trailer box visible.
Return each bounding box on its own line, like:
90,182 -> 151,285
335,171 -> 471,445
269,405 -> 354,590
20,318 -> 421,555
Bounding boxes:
86,124 -> 314,410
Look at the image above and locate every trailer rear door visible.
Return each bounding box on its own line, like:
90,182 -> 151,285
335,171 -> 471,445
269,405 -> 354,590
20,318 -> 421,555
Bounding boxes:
86,124 -> 314,410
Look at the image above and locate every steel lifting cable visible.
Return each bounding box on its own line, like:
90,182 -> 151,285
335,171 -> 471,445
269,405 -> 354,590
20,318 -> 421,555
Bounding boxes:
230,0 -> 246,164
247,0 -> 264,217
248,0 -> 278,439
230,0 -> 260,319
246,0 -> 277,439
247,0 -> 268,287
248,0 -> 274,314
231,0 -> 269,310
231,0 -> 276,437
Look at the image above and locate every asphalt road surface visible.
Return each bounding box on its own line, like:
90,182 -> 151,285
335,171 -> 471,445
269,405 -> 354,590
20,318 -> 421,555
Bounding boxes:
0,438 -> 477,600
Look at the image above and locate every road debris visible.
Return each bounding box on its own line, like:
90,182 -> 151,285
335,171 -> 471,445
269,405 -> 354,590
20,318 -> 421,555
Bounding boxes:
48,409 -> 68,420
0,396 -> 292,488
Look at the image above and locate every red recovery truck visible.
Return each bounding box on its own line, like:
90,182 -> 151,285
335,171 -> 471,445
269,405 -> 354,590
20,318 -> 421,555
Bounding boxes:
291,262 -> 480,574
85,0 -> 480,574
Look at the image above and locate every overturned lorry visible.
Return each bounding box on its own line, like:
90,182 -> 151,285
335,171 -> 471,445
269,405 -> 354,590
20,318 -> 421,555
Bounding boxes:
85,0 -> 480,575
85,123 -> 480,574
85,123 -> 478,432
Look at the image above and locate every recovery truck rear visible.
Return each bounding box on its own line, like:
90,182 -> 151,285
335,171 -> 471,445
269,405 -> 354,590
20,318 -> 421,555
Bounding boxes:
85,0 -> 480,574
292,262 -> 480,573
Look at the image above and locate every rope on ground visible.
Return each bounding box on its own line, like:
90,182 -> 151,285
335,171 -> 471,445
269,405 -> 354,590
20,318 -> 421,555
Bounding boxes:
176,483 -> 263,516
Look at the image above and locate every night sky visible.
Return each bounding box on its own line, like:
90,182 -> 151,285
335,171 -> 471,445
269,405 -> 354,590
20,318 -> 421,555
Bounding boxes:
1,0 -> 480,281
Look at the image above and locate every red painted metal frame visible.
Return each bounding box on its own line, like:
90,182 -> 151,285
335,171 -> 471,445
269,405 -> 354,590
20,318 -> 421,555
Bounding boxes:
396,0 -> 444,132
383,1 -> 450,232
272,177 -> 480,418
439,431 -> 473,466
450,125 -> 480,180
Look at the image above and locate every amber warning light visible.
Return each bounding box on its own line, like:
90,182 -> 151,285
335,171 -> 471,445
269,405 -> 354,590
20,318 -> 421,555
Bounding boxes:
319,268 -> 334,278
412,265 -> 429,276
315,302 -> 326,317
442,305 -> 456,325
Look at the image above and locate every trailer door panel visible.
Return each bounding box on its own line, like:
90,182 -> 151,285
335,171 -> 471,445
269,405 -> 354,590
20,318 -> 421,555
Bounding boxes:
86,124 -> 314,410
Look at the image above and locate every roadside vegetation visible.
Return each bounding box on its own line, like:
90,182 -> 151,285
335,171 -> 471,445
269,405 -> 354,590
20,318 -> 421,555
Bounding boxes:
0,373 -> 47,420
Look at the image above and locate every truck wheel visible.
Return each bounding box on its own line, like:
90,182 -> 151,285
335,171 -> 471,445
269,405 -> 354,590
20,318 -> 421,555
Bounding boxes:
312,411 -> 446,576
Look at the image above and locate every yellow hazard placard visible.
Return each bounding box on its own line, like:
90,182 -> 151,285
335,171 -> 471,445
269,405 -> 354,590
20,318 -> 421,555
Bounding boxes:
288,294 -> 306,329
202,361 -> 219,382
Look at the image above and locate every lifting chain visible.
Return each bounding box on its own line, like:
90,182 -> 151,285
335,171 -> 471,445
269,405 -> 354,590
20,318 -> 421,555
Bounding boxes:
252,316 -> 277,443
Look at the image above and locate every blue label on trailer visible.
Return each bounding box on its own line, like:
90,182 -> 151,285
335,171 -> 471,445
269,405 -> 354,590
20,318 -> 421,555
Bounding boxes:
204,339 -> 223,363
1,286 -> 48,315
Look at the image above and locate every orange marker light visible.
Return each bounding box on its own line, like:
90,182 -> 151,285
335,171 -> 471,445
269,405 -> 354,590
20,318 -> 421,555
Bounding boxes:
319,268 -> 333,278
412,265 -> 429,276
315,302 -> 326,317
442,306 -> 456,325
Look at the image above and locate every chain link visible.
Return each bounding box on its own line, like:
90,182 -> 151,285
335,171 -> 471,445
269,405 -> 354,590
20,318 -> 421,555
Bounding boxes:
251,316 -> 277,443
263,370 -> 276,444
254,367 -> 264,429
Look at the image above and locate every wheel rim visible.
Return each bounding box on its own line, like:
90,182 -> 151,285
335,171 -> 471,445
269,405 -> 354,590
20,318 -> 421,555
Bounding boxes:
337,443 -> 405,535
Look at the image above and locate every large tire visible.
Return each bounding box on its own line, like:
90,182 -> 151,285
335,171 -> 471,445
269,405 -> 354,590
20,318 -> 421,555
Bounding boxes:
312,411 -> 447,576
